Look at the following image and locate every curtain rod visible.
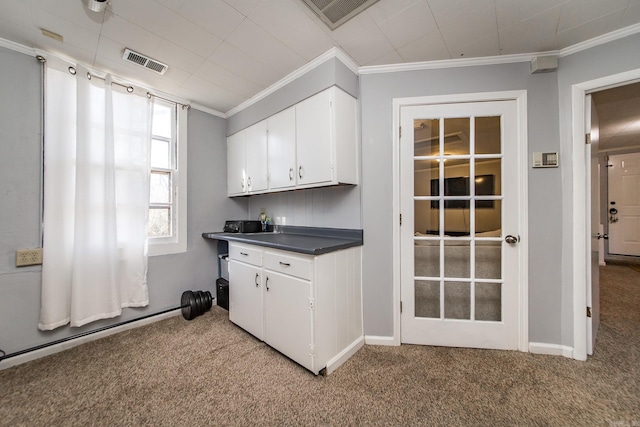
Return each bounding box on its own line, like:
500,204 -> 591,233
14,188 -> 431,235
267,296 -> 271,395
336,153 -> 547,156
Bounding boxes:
63,63 -> 191,110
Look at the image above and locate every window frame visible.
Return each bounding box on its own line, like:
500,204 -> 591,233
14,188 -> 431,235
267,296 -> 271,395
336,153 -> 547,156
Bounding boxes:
148,99 -> 187,256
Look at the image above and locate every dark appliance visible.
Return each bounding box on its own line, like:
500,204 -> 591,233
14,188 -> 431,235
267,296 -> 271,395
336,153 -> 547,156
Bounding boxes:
216,278 -> 229,310
223,220 -> 262,233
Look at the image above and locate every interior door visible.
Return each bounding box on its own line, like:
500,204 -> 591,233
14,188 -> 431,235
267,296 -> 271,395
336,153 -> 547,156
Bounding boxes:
586,94 -> 600,355
608,152 -> 640,256
400,100 -> 521,350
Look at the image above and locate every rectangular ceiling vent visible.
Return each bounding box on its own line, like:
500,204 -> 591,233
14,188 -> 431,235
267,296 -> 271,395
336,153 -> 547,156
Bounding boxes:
122,48 -> 168,75
300,0 -> 380,30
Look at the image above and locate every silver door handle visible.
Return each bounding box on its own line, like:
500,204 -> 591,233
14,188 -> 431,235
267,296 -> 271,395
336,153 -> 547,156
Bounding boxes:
265,276 -> 270,291
505,235 -> 519,244
299,166 -> 303,179
597,233 -> 609,240
289,168 -> 294,181
255,273 -> 259,287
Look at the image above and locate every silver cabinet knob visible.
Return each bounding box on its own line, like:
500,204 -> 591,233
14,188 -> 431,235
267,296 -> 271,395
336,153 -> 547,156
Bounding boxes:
505,235 -> 519,244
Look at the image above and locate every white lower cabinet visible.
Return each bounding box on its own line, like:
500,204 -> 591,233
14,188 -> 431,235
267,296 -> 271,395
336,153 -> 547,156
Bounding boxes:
228,260 -> 263,341
228,242 -> 363,375
264,271 -> 312,371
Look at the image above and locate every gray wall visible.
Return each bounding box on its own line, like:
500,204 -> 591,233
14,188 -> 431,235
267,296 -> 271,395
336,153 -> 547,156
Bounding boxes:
227,57 -> 358,135
556,32 -> 640,345
0,46 -> 246,356
360,62 -> 563,342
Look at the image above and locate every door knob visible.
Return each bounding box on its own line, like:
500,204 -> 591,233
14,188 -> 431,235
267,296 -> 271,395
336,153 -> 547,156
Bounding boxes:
505,235 -> 519,244
596,233 -> 609,240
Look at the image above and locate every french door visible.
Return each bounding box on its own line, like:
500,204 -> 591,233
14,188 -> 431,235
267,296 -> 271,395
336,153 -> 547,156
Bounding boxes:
400,100 -> 522,350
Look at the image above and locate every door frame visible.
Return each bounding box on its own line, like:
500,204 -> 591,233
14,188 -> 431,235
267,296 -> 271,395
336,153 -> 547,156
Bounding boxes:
570,69 -> 640,361
391,90 -> 529,350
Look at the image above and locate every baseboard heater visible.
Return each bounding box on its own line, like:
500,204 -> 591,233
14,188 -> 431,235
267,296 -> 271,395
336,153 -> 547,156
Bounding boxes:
0,306 -> 179,361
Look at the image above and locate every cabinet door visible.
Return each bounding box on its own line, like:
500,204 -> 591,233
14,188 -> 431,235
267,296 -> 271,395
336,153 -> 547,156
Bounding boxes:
264,270 -> 313,372
229,260 -> 264,341
296,89 -> 333,186
267,107 -> 296,190
227,131 -> 246,196
245,121 -> 268,193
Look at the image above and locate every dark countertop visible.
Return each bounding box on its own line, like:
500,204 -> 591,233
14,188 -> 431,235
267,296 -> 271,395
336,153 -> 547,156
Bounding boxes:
202,226 -> 363,255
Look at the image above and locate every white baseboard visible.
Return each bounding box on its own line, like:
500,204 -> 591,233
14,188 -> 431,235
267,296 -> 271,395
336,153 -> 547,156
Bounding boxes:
529,342 -> 574,358
326,336 -> 365,375
364,335 -> 398,346
0,309 -> 181,371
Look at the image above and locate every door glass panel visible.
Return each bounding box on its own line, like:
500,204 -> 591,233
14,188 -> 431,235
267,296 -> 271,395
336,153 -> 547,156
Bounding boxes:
444,117 -> 470,155
475,200 -> 501,236
414,119 -> 439,156
475,240 -> 501,279
415,200 -> 439,235
475,116 -> 501,154
475,158 -> 501,196
415,159 -> 438,197
444,281 -> 470,319
415,280 -> 440,318
475,282 -> 501,321
443,159 -> 470,197
444,241 -> 470,278
415,241 -> 439,277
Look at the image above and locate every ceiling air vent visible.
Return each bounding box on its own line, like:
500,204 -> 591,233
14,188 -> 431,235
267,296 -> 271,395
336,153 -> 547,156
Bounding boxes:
122,48 -> 168,75
300,0 -> 380,30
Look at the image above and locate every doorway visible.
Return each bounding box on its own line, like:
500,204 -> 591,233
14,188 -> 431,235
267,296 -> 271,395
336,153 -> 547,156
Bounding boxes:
392,91 -> 528,351
572,72 -> 640,360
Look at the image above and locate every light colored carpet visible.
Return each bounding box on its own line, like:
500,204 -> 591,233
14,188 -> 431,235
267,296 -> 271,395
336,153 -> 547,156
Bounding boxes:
1,264 -> 638,426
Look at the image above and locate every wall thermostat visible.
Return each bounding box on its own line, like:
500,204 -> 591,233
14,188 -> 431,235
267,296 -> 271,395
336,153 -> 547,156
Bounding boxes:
532,152 -> 559,168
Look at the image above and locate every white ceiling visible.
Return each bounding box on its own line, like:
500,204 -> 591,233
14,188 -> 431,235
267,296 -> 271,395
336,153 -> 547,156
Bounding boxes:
1,0 -> 640,115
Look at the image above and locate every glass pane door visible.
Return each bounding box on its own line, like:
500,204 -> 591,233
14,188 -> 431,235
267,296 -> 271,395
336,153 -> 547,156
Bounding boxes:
401,99 -> 520,350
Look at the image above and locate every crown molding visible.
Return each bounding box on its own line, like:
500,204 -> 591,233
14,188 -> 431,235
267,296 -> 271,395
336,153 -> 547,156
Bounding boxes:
0,37 -> 38,57
359,52 -> 557,74
559,23 -> 640,57
225,47 -> 359,117
191,103 -> 226,118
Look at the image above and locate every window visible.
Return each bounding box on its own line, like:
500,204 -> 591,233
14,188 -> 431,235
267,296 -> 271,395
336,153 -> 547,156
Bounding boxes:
148,98 -> 187,256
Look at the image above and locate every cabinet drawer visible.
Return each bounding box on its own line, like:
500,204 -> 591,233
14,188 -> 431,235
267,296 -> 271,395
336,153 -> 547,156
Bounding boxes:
264,251 -> 311,280
229,243 -> 262,266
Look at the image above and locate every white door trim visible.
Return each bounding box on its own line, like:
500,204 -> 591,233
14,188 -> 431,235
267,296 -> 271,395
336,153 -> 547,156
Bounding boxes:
571,69 -> 640,361
392,90 -> 529,350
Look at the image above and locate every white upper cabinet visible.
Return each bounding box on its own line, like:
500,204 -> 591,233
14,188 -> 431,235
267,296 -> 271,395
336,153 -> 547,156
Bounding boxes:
296,87 -> 357,188
296,89 -> 333,186
227,130 -> 246,196
227,86 -> 357,197
267,107 -> 297,190
245,121 -> 268,193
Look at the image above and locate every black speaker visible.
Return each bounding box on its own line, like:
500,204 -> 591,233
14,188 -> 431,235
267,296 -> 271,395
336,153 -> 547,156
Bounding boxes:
216,278 -> 229,310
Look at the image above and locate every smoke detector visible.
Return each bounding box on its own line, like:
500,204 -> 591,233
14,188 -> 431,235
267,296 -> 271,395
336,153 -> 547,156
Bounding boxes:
300,0 -> 380,30
122,48 -> 168,75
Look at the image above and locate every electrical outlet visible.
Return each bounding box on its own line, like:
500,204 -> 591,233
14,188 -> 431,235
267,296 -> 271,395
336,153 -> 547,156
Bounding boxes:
16,248 -> 43,267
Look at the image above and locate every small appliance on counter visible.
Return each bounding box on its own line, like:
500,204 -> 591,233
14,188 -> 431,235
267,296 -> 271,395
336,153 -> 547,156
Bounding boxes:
223,220 -> 262,233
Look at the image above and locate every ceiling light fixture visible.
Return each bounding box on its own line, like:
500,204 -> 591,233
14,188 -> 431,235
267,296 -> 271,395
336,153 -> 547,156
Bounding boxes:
87,0 -> 108,13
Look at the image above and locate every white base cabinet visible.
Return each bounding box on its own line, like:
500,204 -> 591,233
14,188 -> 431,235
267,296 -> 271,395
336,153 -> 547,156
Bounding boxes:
228,242 -> 363,375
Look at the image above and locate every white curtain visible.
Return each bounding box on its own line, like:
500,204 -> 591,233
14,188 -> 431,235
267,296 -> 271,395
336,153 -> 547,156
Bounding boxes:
39,65 -> 150,330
